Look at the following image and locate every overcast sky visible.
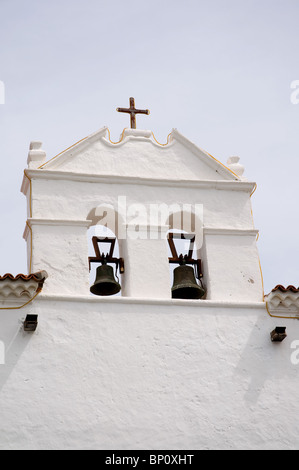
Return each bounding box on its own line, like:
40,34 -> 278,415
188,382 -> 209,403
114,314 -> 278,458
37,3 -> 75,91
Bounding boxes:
0,0 -> 298,294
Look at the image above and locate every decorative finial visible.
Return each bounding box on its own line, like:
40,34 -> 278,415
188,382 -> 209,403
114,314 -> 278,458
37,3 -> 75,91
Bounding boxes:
27,141 -> 46,169
226,156 -> 245,178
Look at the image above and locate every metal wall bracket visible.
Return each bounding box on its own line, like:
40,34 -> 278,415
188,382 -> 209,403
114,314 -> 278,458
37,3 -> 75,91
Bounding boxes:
24,314 -> 38,332
270,327 -> 287,342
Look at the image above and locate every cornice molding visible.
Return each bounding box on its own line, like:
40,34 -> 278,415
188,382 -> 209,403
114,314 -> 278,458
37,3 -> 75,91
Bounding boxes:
203,227 -> 259,237
21,169 -> 256,194
36,293 -> 266,309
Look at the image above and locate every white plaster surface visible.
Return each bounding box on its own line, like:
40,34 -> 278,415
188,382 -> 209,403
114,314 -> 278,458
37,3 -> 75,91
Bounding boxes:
0,297 -> 299,450
0,127 -> 291,450
36,128 -> 238,182
203,232 -> 263,302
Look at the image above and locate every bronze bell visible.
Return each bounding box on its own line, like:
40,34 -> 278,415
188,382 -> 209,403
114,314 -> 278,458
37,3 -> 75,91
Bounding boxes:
90,263 -> 121,296
171,264 -> 205,299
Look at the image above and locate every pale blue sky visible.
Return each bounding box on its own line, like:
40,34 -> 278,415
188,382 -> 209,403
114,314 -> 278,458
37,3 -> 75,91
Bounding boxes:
0,0 -> 298,293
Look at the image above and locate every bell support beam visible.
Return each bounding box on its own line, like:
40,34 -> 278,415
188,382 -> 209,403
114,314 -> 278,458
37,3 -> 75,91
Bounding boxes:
88,237 -> 124,273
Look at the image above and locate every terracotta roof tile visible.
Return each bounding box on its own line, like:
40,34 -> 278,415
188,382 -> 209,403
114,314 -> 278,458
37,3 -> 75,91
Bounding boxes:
0,271 -> 48,299
266,284 -> 299,313
0,272 -> 46,281
271,285 -> 299,293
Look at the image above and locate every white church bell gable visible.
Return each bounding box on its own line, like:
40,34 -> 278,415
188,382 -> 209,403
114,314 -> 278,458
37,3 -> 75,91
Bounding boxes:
21,100 -> 263,302
35,127 -> 239,182
1,99 -> 298,450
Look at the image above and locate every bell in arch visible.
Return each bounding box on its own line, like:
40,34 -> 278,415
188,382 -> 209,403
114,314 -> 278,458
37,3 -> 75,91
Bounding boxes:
89,236 -> 124,296
90,259 -> 121,296
171,256 -> 205,300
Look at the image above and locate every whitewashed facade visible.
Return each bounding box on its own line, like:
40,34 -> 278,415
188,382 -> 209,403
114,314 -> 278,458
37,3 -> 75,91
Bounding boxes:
0,127 -> 298,450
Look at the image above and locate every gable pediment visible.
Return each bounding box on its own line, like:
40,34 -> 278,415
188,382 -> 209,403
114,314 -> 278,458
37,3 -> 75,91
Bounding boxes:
34,127 -> 239,182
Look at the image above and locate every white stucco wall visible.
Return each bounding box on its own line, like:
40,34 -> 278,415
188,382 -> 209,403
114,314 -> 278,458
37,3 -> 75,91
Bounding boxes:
21,172 -> 262,302
0,296 -> 298,450
0,128 -> 290,450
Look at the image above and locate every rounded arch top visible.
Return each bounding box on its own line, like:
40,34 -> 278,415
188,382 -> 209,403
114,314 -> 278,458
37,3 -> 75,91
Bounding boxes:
165,206 -> 203,241
86,204 -> 126,240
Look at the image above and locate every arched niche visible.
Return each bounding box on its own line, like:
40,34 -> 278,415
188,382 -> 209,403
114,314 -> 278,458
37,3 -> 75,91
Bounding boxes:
87,204 -> 126,239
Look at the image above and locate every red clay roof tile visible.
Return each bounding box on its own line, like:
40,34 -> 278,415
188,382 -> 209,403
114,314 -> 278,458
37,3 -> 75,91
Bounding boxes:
271,285 -> 299,293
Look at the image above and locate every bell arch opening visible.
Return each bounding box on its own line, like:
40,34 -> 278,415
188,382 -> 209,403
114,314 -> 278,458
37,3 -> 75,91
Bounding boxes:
87,206 -> 125,297
166,208 -> 206,300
